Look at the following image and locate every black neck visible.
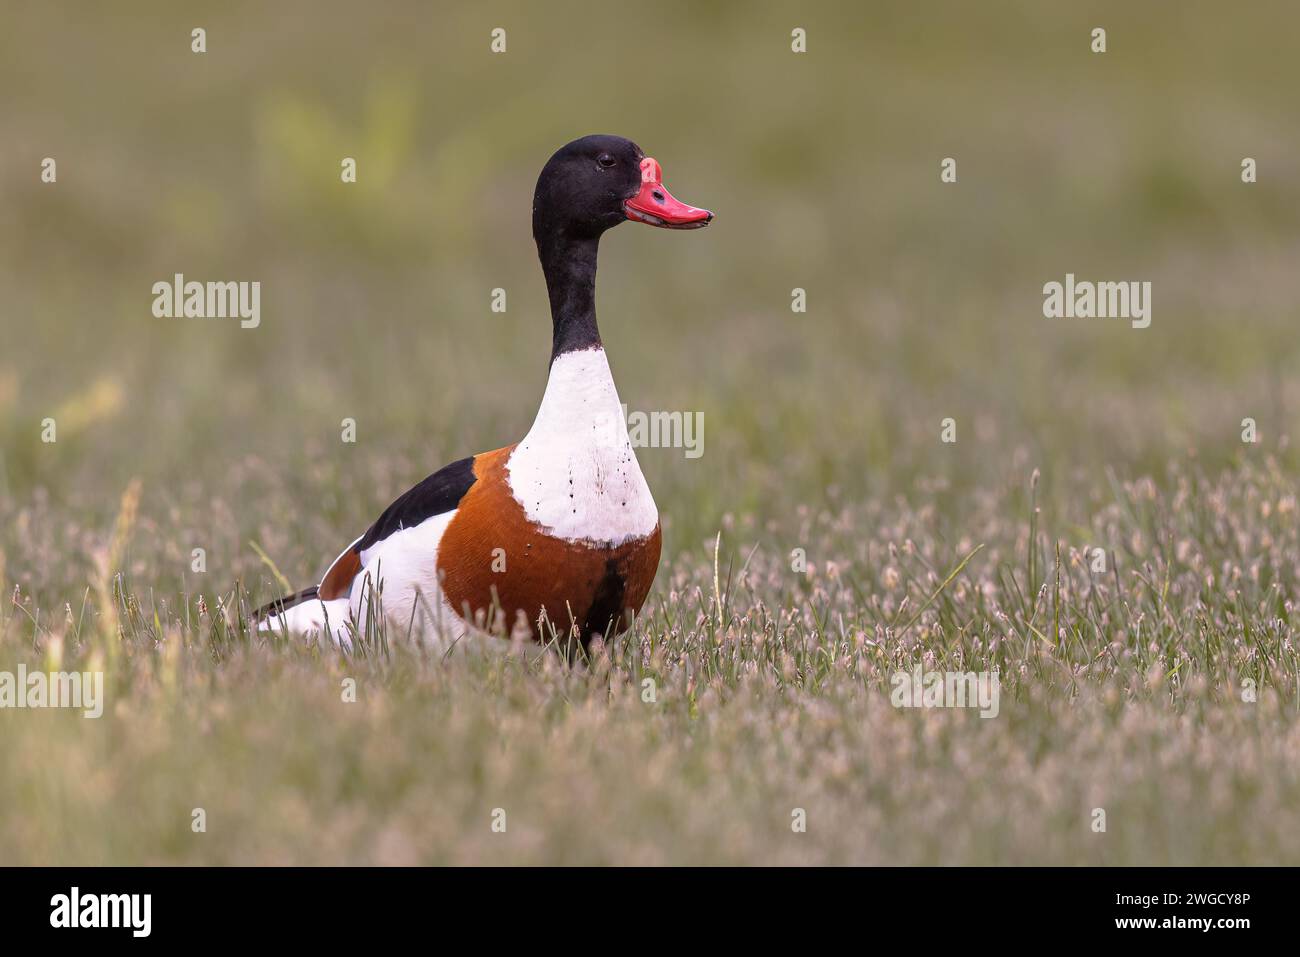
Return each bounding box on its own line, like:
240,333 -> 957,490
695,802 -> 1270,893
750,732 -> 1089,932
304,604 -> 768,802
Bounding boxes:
538,232 -> 602,363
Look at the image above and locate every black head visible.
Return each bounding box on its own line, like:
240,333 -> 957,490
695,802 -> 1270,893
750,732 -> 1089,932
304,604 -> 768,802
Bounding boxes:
532,135 -> 645,241
532,134 -> 713,362
532,134 -> 713,245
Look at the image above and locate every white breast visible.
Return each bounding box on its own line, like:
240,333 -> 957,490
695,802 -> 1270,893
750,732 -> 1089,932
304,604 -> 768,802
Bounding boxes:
507,347 -> 658,545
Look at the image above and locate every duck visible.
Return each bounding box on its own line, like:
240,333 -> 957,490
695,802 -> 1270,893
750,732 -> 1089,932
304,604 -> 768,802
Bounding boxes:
255,134 -> 712,650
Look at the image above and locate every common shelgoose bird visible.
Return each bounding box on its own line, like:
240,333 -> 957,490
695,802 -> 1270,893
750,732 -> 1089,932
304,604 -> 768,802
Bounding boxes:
255,134 -> 712,649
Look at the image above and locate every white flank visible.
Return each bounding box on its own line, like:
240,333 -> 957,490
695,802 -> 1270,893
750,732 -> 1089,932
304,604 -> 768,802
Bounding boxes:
259,597 -> 354,650
508,347 -> 658,544
352,510 -> 466,646
259,511 -> 469,650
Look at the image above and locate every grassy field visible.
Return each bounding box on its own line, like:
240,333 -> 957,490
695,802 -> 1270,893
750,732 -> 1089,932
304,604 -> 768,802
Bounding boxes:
2,1 -> 1299,864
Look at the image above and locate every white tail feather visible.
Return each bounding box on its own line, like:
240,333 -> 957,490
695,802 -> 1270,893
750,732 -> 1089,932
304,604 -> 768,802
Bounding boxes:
258,597 -> 353,649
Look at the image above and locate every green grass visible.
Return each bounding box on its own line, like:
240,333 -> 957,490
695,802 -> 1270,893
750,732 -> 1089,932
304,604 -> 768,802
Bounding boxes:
3,457 -> 1297,864
2,0 -> 1299,864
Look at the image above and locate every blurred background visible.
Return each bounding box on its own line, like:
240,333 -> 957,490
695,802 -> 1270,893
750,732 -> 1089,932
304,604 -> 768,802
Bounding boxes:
4,0 -> 1300,869
2,0 -> 1297,603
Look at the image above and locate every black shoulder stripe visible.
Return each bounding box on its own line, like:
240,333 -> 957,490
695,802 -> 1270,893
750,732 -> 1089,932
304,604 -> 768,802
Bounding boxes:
356,455 -> 477,553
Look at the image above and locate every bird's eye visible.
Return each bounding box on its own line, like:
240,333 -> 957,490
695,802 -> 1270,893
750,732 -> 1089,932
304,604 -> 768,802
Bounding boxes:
597,154 -> 616,169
